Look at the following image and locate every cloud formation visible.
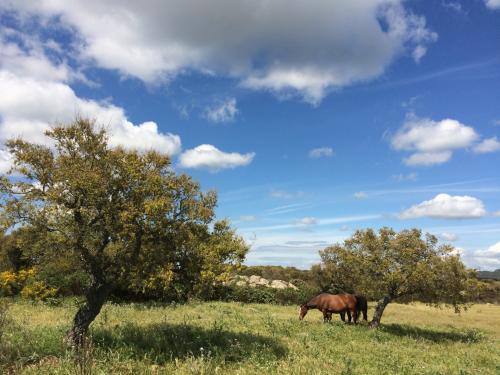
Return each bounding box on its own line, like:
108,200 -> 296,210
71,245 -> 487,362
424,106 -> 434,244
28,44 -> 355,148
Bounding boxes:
178,144 -> 255,171
0,26 -> 181,173
391,116 -> 478,166
485,0 -> 500,10
353,191 -> 368,200
1,0 -> 437,104
400,193 -> 486,219
309,147 -> 334,158
473,137 -> 500,153
204,98 -> 238,123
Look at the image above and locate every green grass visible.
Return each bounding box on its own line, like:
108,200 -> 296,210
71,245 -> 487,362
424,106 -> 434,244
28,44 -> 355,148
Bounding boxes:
1,299 -> 499,374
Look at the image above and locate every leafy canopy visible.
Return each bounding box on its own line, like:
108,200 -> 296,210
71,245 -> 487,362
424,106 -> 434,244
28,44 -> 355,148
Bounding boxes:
318,228 -> 479,310
0,118 -> 247,300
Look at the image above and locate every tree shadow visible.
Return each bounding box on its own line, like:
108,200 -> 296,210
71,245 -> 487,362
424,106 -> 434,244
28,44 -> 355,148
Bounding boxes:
91,321 -> 287,364
380,323 -> 485,344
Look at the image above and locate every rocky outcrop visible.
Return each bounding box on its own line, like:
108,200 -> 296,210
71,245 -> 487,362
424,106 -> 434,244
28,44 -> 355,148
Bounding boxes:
228,275 -> 298,290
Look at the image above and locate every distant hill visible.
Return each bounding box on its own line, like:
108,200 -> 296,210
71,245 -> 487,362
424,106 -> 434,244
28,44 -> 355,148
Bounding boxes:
477,269 -> 500,280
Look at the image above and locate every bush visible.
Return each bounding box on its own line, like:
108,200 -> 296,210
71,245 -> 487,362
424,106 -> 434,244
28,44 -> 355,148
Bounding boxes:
0,269 -> 35,297
20,281 -> 58,302
211,285 -> 320,305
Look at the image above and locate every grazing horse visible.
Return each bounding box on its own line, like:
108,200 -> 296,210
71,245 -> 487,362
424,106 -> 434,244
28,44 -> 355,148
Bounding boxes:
299,293 -> 358,323
338,294 -> 368,322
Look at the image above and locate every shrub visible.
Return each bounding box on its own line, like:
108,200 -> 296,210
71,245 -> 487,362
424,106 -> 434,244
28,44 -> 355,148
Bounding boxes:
20,281 -> 58,302
0,269 -> 35,297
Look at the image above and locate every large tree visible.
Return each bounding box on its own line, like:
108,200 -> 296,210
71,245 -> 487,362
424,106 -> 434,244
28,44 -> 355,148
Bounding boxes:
318,228 -> 479,327
0,118 -> 247,346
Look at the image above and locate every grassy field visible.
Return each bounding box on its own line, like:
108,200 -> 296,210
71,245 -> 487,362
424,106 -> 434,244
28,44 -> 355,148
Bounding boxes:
1,299 -> 499,374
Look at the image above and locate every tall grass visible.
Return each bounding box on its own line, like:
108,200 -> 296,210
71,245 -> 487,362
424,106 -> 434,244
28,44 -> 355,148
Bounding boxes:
1,299 -> 499,374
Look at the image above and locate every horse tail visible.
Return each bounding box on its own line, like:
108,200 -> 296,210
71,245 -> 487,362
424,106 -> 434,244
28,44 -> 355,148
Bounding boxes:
355,295 -> 368,321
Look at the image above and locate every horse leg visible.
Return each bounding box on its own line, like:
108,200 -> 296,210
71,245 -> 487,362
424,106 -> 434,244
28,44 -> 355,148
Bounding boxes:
352,308 -> 358,324
323,310 -> 329,323
346,310 -> 352,323
340,312 -> 345,322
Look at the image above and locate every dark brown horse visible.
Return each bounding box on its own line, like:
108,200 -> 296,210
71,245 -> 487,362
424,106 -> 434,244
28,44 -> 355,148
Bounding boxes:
299,293 -> 358,323
337,294 -> 368,322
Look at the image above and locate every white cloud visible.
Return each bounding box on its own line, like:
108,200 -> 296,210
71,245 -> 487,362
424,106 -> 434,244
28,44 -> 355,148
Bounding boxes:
0,72 -> 181,156
404,151 -> 452,166
466,241 -> 500,270
353,191 -> 368,200
391,116 -> 479,166
178,144 -> 255,171
473,137 -> 500,153
412,45 -> 427,63
475,241 -> 500,256
494,211 -> 500,217
400,193 -> 486,219
484,0 -> 500,10
1,0 -> 437,104
0,27 -> 182,175
204,98 -> 238,123
309,147 -> 333,158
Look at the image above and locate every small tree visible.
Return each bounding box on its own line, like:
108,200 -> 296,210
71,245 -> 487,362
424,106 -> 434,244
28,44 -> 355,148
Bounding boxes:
0,118 -> 247,346
318,228 -> 479,327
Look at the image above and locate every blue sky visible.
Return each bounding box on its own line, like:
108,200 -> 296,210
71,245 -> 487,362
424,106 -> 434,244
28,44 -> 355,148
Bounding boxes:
0,0 -> 499,269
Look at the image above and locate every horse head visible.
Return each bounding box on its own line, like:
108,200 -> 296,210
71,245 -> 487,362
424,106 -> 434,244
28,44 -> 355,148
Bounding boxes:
298,304 -> 308,320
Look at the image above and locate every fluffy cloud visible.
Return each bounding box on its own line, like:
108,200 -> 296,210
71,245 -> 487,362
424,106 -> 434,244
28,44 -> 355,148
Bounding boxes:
485,0 -> 500,10
391,116 -> 479,166
466,241 -> 500,270
0,72 -> 181,158
0,27 -> 182,174
178,144 -> 255,171
309,147 -> 333,158
475,241 -> 500,256
473,137 -> 500,153
400,193 -> 486,219
204,98 -> 238,123
1,0 -> 437,104
353,191 -> 368,199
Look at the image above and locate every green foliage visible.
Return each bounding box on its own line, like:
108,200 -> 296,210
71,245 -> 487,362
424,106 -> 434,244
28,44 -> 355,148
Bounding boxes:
20,281 -> 58,302
212,284 -> 320,305
319,228 -> 479,306
0,118 -> 248,342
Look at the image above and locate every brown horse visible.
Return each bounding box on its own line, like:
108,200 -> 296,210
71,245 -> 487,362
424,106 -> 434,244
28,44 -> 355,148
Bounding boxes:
337,294 -> 368,322
299,293 -> 358,323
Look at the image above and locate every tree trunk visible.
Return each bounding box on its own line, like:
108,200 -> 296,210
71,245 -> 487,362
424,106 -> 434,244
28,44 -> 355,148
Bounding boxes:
369,294 -> 391,328
65,283 -> 111,348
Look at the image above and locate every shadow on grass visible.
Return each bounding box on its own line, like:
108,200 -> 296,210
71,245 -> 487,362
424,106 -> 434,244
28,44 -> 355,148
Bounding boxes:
92,321 -> 287,364
381,323 -> 485,343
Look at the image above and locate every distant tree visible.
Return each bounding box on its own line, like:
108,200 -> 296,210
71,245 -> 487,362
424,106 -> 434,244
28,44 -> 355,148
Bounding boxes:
0,228 -> 33,272
0,118 -> 247,347
318,228 -> 480,327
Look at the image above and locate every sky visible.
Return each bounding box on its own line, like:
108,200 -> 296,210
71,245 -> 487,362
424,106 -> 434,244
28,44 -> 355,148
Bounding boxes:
0,0 -> 499,270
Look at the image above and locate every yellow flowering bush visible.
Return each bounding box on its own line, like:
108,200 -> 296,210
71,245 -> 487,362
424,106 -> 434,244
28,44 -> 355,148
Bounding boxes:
20,281 -> 58,301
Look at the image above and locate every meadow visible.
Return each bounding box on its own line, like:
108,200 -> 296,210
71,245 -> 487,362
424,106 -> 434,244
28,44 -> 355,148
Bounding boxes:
1,299 -> 499,374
